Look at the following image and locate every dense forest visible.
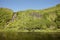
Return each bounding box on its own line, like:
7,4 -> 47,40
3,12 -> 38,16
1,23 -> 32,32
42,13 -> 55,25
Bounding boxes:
0,4 -> 60,32
0,4 -> 60,40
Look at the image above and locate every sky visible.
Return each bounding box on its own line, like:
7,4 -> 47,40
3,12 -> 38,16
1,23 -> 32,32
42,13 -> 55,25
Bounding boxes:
0,0 -> 60,12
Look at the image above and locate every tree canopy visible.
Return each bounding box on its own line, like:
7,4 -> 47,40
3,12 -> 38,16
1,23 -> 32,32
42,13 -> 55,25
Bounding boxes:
0,4 -> 60,32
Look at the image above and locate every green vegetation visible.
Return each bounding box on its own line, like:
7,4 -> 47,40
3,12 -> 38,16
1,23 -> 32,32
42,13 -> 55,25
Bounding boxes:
0,4 -> 60,40
3,4 -> 60,32
0,8 -> 13,29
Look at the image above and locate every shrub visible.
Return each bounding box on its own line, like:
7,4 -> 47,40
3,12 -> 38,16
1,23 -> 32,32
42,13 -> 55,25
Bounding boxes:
0,8 -> 13,29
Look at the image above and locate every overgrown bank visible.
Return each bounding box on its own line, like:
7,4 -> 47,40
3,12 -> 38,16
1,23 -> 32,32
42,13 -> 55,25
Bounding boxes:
0,4 -> 60,40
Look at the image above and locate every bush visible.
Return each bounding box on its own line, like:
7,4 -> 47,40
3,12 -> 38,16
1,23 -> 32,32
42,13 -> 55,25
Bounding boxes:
0,8 -> 13,29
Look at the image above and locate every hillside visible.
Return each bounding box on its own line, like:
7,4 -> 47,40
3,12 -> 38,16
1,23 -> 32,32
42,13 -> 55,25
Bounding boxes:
0,4 -> 60,32
0,8 -> 13,29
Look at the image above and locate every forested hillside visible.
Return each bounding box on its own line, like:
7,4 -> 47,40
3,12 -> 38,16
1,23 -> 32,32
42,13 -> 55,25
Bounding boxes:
0,4 -> 60,32
0,4 -> 60,40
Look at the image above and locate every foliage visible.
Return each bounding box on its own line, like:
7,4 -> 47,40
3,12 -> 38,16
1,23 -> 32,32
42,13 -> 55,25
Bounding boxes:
0,8 -> 13,29
3,4 -> 60,32
0,4 -> 60,31
0,4 -> 60,40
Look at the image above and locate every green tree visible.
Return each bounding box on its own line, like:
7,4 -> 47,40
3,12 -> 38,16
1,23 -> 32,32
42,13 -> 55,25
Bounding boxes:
0,8 -> 13,29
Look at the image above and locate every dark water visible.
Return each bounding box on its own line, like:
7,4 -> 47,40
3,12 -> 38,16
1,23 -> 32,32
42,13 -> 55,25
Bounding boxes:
0,32 -> 60,40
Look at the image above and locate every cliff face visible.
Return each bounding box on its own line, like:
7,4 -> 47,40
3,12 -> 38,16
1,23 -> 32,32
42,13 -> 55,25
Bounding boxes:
29,12 -> 42,18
